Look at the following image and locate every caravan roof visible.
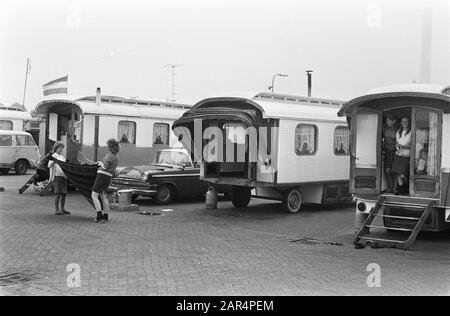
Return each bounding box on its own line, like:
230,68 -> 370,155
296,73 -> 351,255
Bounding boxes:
0,107 -> 33,120
34,95 -> 192,120
190,92 -> 346,123
339,83 -> 450,117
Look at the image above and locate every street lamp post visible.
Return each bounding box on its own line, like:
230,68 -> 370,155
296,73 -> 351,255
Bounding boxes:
269,73 -> 288,94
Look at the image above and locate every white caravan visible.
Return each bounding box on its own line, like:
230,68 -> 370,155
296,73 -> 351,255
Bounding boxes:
173,92 -> 351,212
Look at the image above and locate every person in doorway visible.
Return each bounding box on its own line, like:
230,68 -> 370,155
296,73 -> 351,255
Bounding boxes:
391,117 -> 411,195
48,142 -> 70,215
91,139 -> 120,223
382,114 -> 397,193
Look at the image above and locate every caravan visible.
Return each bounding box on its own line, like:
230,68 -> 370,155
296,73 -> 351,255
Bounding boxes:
172,92 -> 351,213
33,90 -> 192,166
338,84 -> 450,248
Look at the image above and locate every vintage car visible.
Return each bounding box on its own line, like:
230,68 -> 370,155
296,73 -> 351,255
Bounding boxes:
110,148 -> 226,204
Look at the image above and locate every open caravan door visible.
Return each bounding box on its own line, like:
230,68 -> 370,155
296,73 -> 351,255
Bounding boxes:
350,110 -> 382,195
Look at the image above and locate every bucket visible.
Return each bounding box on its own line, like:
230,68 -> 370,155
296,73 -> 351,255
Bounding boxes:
118,189 -> 133,206
205,187 -> 218,209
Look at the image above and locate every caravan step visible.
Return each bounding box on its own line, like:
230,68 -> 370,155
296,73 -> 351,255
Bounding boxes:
365,225 -> 413,232
381,202 -> 428,209
374,214 -> 420,221
359,236 -> 405,244
381,195 -> 439,206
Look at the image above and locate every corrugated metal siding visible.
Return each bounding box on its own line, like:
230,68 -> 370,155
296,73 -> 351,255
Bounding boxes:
276,120 -> 350,184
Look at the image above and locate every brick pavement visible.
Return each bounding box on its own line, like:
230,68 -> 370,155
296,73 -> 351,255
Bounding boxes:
0,173 -> 449,296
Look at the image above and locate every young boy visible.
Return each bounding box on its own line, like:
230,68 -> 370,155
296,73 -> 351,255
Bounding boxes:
91,139 -> 120,223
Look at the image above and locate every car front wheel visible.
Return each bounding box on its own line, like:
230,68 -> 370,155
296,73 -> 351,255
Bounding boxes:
15,160 -> 28,175
154,185 -> 174,205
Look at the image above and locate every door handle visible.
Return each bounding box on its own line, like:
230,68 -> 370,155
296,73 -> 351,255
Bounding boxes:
350,153 -> 360,161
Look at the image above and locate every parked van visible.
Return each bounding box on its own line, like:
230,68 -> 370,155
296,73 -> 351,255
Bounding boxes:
0,130 -> 40,175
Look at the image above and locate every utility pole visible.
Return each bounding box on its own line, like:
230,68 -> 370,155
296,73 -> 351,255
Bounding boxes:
165,64 -> 182,102
22,58 -> 31,107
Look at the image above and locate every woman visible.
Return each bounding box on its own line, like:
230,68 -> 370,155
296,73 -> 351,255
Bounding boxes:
48,142 -> 70,215
391,117 -> 411,195
91,139 -> 120,223
382,114 -> 397,193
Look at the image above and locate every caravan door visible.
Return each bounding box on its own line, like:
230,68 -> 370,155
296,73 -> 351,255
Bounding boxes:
350,110 -> 382,195
410,109 -> 442,198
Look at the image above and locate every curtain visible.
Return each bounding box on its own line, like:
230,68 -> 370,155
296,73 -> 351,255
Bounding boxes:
334,127 -> 350,155
427,112 -> 438,176
295,125 -> 316,155
118,121 -> 136,144
153,123 -> 169,145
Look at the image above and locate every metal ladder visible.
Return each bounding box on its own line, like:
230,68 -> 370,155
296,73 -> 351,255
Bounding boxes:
354,196 -> 435,250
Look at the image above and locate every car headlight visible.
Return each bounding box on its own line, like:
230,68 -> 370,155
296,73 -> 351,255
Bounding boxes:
142,171 -> 149,182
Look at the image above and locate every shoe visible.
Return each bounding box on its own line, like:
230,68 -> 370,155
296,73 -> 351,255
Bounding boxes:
55,211 -> 64,215
102,213 -> 109,222
95,211 -> 105,223
62,210 -> 71,215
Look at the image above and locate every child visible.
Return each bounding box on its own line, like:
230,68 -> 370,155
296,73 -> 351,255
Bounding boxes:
48,142 -> 70,215
416,144 -> 428,175
91,139 -> 120,223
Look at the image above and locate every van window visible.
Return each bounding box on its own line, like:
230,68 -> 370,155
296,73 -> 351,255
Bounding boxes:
295,124 -> 317,155
0,120 -> 13,130
0,135 -> 12,146
334,126 -> 350,155
118,121 -> 136,144
16,135 -> 36,146
154,123 -> 170,145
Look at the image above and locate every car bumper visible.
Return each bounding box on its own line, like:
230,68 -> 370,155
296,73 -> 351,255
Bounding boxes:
108,185 -> 157,197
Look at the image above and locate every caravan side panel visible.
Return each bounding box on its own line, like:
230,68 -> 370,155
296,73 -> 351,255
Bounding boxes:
276,119 -> 349,184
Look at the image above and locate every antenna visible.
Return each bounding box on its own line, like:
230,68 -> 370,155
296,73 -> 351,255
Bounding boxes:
165,64 -> 182,102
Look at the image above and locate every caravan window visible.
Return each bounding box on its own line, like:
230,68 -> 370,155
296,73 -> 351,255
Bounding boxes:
154,123 -> 169,145
334,126 -> 350,155
0,120 -> 13,130
295,124 -> 317,155
118,121 -> 136,144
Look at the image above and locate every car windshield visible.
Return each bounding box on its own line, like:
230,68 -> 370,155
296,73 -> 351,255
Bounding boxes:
155,151 -> 192,168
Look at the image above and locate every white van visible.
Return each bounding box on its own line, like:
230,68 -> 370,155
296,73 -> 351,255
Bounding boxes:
0,130 -> 40,175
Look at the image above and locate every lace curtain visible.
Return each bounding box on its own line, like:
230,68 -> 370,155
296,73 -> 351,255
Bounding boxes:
295,125 -> 316,155
334,126 -> 350,155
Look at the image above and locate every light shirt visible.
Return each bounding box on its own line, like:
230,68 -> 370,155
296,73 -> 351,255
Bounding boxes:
396,130 -> 411,157
48,153 -> 67,179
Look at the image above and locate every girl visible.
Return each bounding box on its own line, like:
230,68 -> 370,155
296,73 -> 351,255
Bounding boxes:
391,117 -> 411,195
91,139 -> 120,223
48,142 -> 70,215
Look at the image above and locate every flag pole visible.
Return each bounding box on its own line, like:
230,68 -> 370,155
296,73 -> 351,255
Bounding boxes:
22,58 -> 30,107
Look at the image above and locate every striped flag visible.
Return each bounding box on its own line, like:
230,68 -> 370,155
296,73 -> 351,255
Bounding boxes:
42,75 -> 68,96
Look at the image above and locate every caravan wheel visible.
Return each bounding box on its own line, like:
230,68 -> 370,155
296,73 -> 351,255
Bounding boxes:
283,188 -> 302,213
230,186 -> 251,208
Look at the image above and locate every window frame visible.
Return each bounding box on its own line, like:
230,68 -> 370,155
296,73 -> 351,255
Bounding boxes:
0,120 -> 13,130
153,123 -> 170,146
295,124 -> 318,156
0,135 -> 13,147
333,126 -> 350,156
117,120 -> 137,144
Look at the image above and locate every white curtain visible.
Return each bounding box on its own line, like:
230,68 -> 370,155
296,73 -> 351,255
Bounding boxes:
118,121 -> 136,144
153,123 -> 169,145
334,126 -> 350,154
427,112 -> 438,176
295,125 -> 316,155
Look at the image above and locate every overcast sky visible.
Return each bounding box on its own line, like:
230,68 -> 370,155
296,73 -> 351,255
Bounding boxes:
0,0 -> 449,110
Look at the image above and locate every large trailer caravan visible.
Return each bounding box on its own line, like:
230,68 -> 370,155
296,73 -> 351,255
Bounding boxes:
0,106 -> 33,131
34,91 -> 192,166
338,84 -> 450,248
172,92 -> 351,213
